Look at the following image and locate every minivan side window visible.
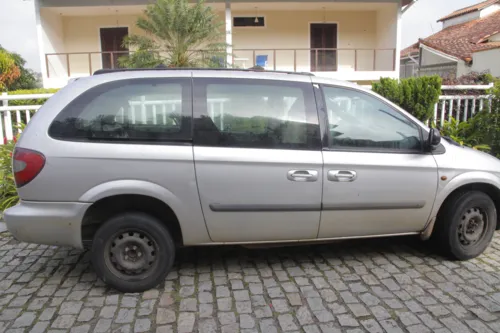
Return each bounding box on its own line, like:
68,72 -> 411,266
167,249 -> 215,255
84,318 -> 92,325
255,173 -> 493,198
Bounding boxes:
49,78 -> 191,142
322,86 -> 422,152
193,78 -> 321,150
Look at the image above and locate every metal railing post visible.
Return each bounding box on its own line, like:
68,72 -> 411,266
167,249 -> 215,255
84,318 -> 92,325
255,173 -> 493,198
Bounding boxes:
88,53 -> 93,75
66,54 -> 71,77
273,49 -> 276,71
294,50 -> 297,72
354,50 -> 358,71
45,54 -> 50,78
315,49 -> 319,72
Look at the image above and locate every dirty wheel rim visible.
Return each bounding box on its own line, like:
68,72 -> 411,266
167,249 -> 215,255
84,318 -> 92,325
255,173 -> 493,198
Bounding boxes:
458,207 -> 487,247
104,229 -> 158,279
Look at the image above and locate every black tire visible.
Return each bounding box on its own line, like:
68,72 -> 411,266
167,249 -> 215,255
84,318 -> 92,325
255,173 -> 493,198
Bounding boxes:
91,212 -> 175,292
433,191 -> 496,260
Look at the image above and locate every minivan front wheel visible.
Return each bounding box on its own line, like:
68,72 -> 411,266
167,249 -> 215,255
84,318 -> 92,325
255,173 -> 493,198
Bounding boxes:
91,213 -> 175,292
435,191 -> 496,260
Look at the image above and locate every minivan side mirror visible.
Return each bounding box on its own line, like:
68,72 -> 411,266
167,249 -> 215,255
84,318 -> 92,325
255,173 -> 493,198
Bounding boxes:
428,128 -> 441,149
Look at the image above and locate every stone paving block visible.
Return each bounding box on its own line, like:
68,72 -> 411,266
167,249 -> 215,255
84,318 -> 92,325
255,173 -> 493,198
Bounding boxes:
1,234 -> 500,333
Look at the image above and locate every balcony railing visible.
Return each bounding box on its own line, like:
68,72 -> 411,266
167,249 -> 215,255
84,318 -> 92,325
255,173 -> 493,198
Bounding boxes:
45,48 -> 397,78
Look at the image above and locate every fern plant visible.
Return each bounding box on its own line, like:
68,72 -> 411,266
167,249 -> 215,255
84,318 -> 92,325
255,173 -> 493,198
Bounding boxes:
119,0 -> 228,68
440,116 -> 491,152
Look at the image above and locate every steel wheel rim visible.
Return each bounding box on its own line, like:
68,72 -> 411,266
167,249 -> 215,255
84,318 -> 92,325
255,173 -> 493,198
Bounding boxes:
104,229 -> 159,280
458,207 -> 488,247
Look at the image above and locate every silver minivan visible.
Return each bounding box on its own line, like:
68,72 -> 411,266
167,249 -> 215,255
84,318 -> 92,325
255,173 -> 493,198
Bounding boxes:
5,69 -> 500,292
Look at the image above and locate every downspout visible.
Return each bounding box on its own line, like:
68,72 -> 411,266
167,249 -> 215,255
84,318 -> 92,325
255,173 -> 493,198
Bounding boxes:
402,0 -> 419,14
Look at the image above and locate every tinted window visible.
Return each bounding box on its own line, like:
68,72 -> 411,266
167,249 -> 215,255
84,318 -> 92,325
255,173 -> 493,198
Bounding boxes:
49,78 -> 191,142
193,79 -> 321,150
233,17 -> 265,27
323,86 -> 421,152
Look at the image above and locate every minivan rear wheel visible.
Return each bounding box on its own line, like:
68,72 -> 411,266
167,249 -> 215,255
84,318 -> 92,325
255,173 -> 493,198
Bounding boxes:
91,212 -> 175,292
434,191 -> 496,260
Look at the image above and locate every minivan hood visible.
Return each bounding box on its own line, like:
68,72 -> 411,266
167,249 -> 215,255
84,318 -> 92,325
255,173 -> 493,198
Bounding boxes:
436,141 -> 500,174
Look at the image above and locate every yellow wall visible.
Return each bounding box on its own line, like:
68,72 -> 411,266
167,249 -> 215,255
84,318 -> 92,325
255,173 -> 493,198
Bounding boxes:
44,7 -> 396,78
225,10 -> 378,72
41,8 -> 66,78
63,15 -> 142,76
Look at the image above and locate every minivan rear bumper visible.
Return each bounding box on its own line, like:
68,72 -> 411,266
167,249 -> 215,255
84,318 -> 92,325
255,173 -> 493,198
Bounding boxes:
4,200 -> 91,249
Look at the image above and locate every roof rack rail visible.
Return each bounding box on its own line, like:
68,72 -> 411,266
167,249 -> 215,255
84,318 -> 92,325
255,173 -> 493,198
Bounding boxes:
92,67 -> 314,76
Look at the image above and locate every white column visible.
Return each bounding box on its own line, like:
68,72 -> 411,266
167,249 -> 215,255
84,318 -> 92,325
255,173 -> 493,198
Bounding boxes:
395,0 -> 403,79
34,0 -> 48,88
225,0 -> 233,67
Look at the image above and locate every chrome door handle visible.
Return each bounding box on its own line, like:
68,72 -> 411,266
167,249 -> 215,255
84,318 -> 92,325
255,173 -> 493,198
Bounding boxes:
328,170 -> 357,182
287,170 -> 318,182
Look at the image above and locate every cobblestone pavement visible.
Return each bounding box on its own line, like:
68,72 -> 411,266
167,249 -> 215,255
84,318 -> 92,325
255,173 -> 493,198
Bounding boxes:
2,232 -> 500,333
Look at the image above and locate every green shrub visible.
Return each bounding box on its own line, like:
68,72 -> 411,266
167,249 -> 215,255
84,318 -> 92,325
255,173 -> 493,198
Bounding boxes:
440,115 -> 491,152
372,76 -> 442,122
7,88 -> 59,106
0,128 -> 23,214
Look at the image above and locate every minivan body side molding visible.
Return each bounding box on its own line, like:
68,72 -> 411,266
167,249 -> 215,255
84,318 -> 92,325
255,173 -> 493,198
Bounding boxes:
209,204 -> 321,212
322,201 -> 426,211
209,202 -> 425,212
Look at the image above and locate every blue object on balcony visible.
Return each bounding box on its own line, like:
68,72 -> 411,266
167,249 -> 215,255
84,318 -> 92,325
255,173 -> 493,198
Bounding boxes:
256,55 -> 268,67
211,56 -> 225,68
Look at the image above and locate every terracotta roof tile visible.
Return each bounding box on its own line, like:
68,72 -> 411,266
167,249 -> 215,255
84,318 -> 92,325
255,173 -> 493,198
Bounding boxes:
422,10 -> 500,62
438,0 -> 499,22
401,43 -> 420,58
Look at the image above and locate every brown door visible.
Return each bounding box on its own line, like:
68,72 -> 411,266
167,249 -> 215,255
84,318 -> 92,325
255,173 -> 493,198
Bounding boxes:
310,24 -> 338,72
100,27 -> 129,69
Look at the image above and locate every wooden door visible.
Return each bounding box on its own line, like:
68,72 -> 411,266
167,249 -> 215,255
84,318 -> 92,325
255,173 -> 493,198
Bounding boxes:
310,24 -> 338,72
100,27 -> 129,69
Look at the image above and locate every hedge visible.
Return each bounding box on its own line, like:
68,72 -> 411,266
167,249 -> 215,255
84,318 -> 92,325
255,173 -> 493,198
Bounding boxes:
6,88 -> 59,106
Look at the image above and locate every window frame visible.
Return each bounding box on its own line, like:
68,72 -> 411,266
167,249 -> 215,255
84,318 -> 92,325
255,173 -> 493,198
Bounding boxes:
192,77 -> 322,151
48,78 -> 193,145
319,84 -> 425,154
233,16 -> 266,28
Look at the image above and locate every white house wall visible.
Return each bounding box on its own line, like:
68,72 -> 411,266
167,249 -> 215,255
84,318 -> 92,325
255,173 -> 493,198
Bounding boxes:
480,3 -> 500,18
472,49 -> 500,77
420,47 -> 456,66
41,8 -> 66,80
442,11 -> 480,29
375,4 -> 397,71
490,33 -> 500,42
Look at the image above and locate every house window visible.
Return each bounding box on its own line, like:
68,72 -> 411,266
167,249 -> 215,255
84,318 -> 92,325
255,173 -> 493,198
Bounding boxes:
233,17 -> 265,27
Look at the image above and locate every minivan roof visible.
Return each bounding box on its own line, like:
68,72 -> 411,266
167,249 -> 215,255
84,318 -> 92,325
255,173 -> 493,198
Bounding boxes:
93,67 -> 315,77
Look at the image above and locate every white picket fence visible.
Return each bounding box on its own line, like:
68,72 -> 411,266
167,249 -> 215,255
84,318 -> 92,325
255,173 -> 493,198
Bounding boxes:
0,84 -> 495,144
434,84 -> 494,127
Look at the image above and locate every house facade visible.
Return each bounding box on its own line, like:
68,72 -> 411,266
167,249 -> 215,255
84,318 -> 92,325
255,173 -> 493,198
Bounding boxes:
35,0 -> 415,88
401,0 -> 500,79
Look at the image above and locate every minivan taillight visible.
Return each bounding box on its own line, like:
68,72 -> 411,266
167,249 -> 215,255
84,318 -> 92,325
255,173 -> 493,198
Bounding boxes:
13,148 -> 45,187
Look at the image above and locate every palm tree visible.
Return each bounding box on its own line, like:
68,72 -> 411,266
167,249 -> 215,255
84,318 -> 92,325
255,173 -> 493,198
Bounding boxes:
119,0 -> 228,68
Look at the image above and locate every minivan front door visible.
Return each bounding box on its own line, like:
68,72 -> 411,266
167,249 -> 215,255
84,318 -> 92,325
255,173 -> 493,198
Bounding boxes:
193,74 -> 323,242
318,85 -> 438,238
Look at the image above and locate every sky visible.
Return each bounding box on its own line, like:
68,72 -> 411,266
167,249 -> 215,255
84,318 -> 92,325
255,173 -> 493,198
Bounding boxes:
0,0 -> 485,72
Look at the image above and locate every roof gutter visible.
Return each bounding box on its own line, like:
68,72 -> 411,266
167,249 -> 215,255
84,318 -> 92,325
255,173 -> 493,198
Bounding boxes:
402,0 -> 418,14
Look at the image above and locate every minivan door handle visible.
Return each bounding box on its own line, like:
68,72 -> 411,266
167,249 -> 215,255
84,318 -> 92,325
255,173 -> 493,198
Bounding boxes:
328,170 -> 357,182
287,170 -> 318,182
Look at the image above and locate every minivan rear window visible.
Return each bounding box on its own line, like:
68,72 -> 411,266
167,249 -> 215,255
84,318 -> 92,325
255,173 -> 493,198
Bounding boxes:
49,78 -> 191,143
